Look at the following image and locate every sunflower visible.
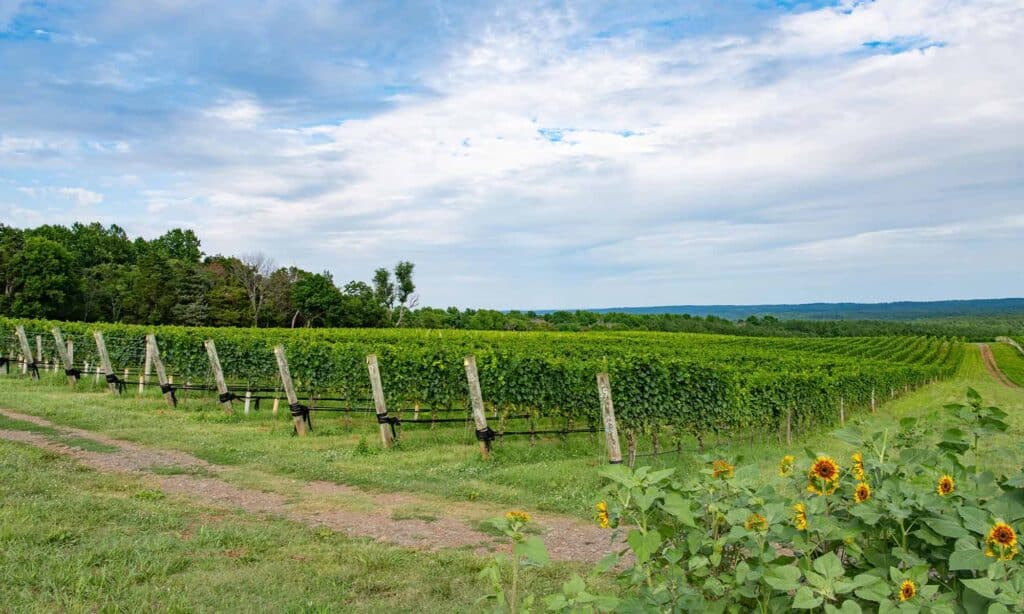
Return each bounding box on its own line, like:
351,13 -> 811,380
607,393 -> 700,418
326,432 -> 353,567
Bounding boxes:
853,482 -> 871,503
792,503 -> 807,531
744,513 -> 768,532
898,580 -> 916,602
985,522 -> 1019,561
595,501 -> 610,529
936,475 -> 955,497
711,459 -> 734,479
506,511 -> 531,525
778,455 -> 796,476
807,456 -> 840,495
851,452 -> 865,481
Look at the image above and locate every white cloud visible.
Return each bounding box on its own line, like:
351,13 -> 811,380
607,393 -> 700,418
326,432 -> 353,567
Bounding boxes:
17,186 -> 104,206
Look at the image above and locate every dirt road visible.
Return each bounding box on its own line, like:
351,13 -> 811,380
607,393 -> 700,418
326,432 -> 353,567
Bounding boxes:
978,343 -> 1021,390
0,409 -> 623,563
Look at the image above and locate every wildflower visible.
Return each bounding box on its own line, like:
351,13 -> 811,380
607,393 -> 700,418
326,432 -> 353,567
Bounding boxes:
506,511 -> 531,526
778,455 -> 796,476
851,452 -> 865,481
792,503 -> 807,531
744,513 -> 768,532
985,522 -> 1019,561
936,475 -> 955,496
898,580 -> 916,602
711,459 -> 734,479
854,482 -> 871,503
807,456 -> 840,495
595,501 -> 610,529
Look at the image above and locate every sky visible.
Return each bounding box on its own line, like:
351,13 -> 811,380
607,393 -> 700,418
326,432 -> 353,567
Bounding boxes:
0,0 -> 1022,310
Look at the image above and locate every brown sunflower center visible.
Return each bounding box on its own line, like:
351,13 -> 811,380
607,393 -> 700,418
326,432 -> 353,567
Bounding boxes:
993,526 -> 1015,545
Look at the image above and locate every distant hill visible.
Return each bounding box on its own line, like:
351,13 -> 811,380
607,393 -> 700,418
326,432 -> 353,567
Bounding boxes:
567,298 -> 1024,321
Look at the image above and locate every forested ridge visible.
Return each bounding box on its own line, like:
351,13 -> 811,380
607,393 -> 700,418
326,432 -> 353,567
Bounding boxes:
1,222 -> 1021,339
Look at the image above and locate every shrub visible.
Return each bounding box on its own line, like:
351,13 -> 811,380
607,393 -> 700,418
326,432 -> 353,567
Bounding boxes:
488,389 -> 1023,612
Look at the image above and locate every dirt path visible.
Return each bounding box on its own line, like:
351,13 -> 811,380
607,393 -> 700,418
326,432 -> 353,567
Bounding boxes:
978,343 -> 1021,390
0,409 -> 622,563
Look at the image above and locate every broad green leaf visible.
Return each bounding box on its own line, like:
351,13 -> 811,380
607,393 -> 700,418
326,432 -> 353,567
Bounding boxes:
925,517 -> 970,538
961,577 -> 998,600
792,586 -> 823,609
661,492 -> 696,527
514,535 -> 549,566
626,529 -> 661,563
949,549 -> 992,571
762,565 -> 802,591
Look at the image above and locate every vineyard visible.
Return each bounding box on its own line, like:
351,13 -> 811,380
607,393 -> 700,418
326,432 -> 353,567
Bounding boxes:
0,317 -> 964,451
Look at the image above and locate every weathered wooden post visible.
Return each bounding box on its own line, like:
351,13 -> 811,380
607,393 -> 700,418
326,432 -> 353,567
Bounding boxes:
203,339 -> 234,413
870,387 -> 876,413
66,338 -> 73,367
839,396 -> 845,425
51,328 -> 78,385
596,372 -> 623,464
244,390 -> 252,415
365,354 -> 395,449
274,345 -> 308,436
93,331 -> 120,394
15,326 -> 39,380
139,341 -> 152,396
146,335 -> 177,408
35,335 -> 42,366
464,355 -> 492,459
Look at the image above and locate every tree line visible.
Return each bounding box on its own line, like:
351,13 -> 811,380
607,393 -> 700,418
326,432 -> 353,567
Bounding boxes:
0,222 -> 417,328
1,222 -> 1020,339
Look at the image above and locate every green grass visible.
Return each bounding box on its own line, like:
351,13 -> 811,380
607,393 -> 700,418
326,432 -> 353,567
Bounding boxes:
1,345 -> 1021,520
991,342 -> 1024,387
0,439 -> 582,612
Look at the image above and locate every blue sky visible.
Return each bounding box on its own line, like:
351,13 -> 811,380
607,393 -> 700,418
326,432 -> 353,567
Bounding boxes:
1,0 -> 1022,310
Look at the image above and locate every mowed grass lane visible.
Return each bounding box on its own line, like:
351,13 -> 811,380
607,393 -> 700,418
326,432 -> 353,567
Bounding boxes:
0,439 -> 586,613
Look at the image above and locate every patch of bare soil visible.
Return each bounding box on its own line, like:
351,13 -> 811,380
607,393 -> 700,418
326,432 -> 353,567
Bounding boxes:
0,409 -> 622,563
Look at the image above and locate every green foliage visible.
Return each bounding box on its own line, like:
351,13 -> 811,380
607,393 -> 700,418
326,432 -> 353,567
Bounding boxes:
3,317 -> 962,441
523,390 -> 1024,612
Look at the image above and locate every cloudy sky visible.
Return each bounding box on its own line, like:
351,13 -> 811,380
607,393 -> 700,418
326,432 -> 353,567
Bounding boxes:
1,0 -> 1021,310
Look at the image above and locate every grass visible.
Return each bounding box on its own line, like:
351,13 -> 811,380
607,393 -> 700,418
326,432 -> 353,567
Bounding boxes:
1,345 -> 1022,520
0,439 -> 583,612
991,341 -> 1024,387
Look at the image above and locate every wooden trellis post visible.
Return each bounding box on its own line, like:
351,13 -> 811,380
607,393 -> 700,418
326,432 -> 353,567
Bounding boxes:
870,387 -> 876,413
51,328 -> 77,385
93,331 -> 119,394
839,396 -> 845,425
274,346 -> 307,436
139,341 -> 152,396
203,339 -> 234,413
67,337 -> 73,367
366,354 -> 394,449
464,355 -> 492,459
146,335 -> 176,408
596,372 -> 623,464
15,326 -> 39,380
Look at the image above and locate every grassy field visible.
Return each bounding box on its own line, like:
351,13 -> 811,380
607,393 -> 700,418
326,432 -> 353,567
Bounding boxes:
991,341 -> 1024,387
0,438 -> 597,612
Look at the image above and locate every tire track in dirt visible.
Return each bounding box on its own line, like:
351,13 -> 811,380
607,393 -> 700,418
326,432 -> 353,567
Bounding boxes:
0,409 -> 622,563
978,343 -> 1021,390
